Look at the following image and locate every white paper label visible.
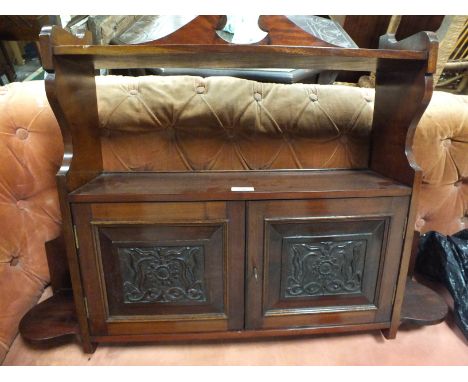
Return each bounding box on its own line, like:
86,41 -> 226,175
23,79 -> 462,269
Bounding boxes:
230,186 -> 255,192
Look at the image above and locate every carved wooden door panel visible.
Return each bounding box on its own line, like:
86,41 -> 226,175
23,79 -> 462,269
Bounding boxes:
245,197 -> 409,329
72,201 -> 245,336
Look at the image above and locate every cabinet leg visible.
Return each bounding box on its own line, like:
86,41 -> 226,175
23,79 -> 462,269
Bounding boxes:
381,327 -> 397,339
80,337 -> 97,354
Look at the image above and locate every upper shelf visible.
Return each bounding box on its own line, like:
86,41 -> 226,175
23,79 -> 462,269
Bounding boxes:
40,16 -> 437,73
52,44 -> 428,71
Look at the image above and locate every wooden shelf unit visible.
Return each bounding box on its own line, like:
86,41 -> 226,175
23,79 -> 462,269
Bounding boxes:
20,16 -> 447,354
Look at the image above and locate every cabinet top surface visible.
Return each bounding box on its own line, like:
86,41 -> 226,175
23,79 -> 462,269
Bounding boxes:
69,169 -> 412,203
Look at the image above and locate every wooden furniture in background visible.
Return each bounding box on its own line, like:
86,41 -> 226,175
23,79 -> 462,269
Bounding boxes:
435,16 -> 468,92
0,44 -> 15,84
337,15 -> 445,83
19,16 -> 447,353
0,16 -> 59,41
0,16 -> 60,82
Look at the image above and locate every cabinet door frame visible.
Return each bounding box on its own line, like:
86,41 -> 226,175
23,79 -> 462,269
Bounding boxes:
245,197 -> 409,330
72,201 -> 245,336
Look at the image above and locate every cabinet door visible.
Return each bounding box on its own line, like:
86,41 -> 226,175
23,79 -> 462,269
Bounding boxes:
245,197 -> 409,330
72,201 -> 244,336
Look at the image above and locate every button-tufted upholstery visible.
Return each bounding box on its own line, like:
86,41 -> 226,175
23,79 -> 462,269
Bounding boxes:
0,76 -> 466,363
0,81 -> 63,362
413,91 -> 468,234
98,76 -> 374,171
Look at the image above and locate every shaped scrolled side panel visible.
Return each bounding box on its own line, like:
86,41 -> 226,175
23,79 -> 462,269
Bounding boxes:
371,31 -> 439,339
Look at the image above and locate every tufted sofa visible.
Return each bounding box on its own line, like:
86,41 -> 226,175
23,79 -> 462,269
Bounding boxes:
0,77 -> 467,365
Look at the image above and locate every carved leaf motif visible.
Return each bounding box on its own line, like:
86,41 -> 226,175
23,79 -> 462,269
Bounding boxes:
118,246 -> 206,304
285,240 -> 366,298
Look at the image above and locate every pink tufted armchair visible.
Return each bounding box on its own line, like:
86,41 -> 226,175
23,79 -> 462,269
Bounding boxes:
0,78 -> 467,364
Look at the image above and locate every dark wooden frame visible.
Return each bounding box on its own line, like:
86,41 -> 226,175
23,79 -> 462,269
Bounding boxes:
18,16 -> 448,354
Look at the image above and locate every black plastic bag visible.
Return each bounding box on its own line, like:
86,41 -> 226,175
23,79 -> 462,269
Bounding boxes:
416,229 -> 468,339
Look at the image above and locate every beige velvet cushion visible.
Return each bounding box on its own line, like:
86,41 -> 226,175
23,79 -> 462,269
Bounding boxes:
97,76 -> 374,171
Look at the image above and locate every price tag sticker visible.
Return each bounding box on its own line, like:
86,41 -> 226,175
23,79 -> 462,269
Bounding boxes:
231,186 -> 255,192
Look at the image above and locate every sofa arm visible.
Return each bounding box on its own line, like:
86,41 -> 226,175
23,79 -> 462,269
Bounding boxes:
413,91 -> 468,235
0,81 -> 62,362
